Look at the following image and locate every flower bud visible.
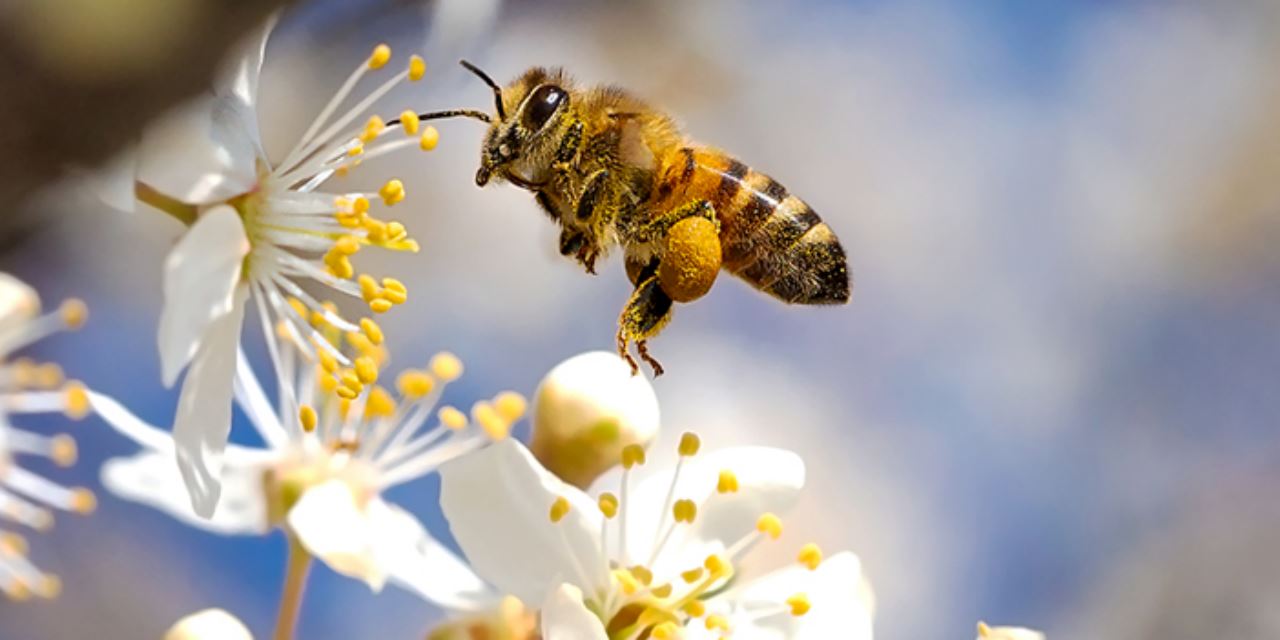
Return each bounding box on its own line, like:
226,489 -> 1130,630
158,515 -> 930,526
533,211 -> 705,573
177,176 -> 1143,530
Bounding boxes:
531,351 -> 660,488
165,609 -> 253,640
977,622 -> 1046,640
0,273 -> 40,332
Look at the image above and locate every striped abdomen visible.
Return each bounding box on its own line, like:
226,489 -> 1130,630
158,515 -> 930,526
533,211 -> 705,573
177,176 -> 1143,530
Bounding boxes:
650,147 -> 850,304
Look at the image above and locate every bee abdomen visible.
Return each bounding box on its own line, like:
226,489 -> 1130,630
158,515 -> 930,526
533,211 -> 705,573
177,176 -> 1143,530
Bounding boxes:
718,169 -> 850,305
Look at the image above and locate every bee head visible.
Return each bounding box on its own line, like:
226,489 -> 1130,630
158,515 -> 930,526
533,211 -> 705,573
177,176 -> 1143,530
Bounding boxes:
474,65 -> 572,188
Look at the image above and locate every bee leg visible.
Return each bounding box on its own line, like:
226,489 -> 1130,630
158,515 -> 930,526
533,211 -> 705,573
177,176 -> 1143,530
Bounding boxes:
636,199 -> 717,243
618,272 -> 673,377
559,228 -> 586,257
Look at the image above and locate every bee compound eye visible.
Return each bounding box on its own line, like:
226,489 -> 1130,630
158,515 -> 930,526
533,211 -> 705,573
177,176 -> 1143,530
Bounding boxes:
524,85 -> 567,130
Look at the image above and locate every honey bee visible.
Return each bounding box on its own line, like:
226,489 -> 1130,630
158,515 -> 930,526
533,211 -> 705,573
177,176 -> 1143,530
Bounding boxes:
413,61 -> 850,376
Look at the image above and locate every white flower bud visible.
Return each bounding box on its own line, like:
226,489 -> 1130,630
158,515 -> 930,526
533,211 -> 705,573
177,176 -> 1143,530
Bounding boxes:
165,609 -> 253,640
530,351 -> 660,488
977,622 -> 1045,640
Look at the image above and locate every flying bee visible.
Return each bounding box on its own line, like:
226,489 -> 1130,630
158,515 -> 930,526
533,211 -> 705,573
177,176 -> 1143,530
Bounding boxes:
410,61 -> 850,376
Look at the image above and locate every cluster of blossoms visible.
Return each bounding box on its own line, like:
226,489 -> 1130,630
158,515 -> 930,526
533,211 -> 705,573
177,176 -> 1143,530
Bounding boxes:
4,12 -> 1048,640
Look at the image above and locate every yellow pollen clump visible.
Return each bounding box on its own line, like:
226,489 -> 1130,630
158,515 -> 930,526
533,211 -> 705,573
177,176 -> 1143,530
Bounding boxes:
354,356 -> 379,385
430,352 -> 464,382
597,492 -> 619,519
62,382 -> 89,420
678,432 -> 701,457
658,217 -> 721,303
359,318 -> 384,345
299,405 -> 318,433
681,568 -> 704,584
70,488 -> 96,514
797,543 -> 823,570
621,444 -> 646,469
369,43 -> 392,69
379,179 -> 406,206
785,593 -> 811,616
408,55 -> 426,81
716,469 -> 739,494
60,298 -> 88,329
396,370 -> 434,399
365,385 -> 397,418
704,615 -> 730,632
494,391 -> 527,422
549,496 -> 571,523
50,435 -> 77,467
473,401 -> 510,440
399,110 -> 420,135
756,513 -> 783,540
682,600 -> 706,617
673,499 -> 698,523
650,622 -> 680,640
420,126 -> 440,151
438,406 -> 467,430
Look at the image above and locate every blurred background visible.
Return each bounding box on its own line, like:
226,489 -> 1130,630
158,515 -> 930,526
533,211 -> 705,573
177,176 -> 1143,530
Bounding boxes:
3,0 -> 1280,637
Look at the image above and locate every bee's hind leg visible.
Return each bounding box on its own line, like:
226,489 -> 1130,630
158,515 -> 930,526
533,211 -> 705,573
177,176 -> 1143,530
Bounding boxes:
617,270 -> 673,377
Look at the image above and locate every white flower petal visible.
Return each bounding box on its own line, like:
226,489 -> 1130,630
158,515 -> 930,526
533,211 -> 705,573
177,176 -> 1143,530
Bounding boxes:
158,206 -> 249,386
372,500 -> 500,611
439,439 -> 606,604
724,551 -> 873,640
165,608 -> 254,640
539,583 -> 608,640
0,273 -> 40,334
136,97 -> 261,205
86,148 -> 139,214
978,624 -> 1045,640
625,447 -> 805,567
103,450 -> 269,535
218,14 -> 275,118
173,286 -> 248,518
288,480 -> 384,590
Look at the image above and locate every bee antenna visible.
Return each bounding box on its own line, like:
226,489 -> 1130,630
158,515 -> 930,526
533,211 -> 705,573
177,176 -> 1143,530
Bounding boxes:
460,59 -> 506,121
403,109 -> 493,124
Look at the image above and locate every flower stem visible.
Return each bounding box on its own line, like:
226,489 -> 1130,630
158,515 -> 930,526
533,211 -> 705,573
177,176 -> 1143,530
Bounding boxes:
273,534 -> 313,640
135,181 -> 198,226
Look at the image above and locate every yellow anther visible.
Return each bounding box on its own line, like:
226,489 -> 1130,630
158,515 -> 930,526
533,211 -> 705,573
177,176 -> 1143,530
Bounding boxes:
621,444 -> 646,469
308,307 -> 329,328
494,391 -> 527,422
977,622 -> 993,638
337,398 -> 353,419
420,126 -> 440,151
35,363 -> 63,388
797,543 -> 823,570
704,554 -> 730,578
629,565 -> 653,586
358,274 -> 379,302
35,574 -> 60,599
70,488 -> 96,514
549,496 -> 571,523
340,369 -> 363,390
473,401 -> 510,440
379,179 -> 406,206
0,533 -> 25,556
334,235 -> 361,255
59,298 -> 87,329
365,219 -> 389,243
369,298 -> 394,314
347,143 -> 365,157
318,369 -> 339,393
380,278 -> 408,303
335,385 -> 358,400
673,499 -> 698,524
335,196 -> 352,208
650,583 -> 672,598
8,582 -> 30,601
359,317 -> 384,345
288,297 -> 308,318
352,196 -> 371,214
597,492 -> 619,519
362,115 -> 386,142
325,255 -> 354,279
396,371 -> 434,400
399,111 -> 420,136
756,513 -> 783,540
704,615 -> 730,632
62,382 -> 89,420
385,221 -> 408,242
430,352 -> 463,381
354,356 -> 379,385
50,435 -> 77,467
613,568 -> 640,595
678,432 -> 701,457
364,385 -> 397,418
682,600 -> 706,617
438,405 -> 467,430
681,568 -> 704,584
651,622 -> 680,640
716,469 -> 739,494
785,593 -> 811,616
369,43 -> 392,69
299,405 -> 318,433
318,350 -> 339,374
408,55 -> 426,81
336,212 -> 363,228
